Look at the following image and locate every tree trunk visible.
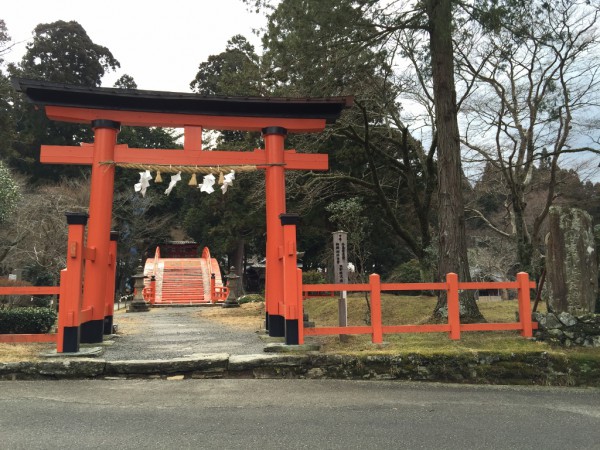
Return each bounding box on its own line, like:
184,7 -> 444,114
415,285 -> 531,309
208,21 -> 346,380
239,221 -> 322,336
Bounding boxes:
512,193 -> 533,274
545,207 -> 598,314
231,238 -> 246,278
426,0 -> 484,322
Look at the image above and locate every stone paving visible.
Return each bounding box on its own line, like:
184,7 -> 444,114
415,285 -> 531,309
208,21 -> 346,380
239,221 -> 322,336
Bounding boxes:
102,306 -> 267,361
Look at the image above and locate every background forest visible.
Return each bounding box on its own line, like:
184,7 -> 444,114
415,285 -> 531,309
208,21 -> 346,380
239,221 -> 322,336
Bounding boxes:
0,0 -> 599,318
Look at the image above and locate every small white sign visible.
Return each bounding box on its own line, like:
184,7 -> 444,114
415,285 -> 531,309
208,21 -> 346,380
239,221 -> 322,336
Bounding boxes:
8,274 -> 17,281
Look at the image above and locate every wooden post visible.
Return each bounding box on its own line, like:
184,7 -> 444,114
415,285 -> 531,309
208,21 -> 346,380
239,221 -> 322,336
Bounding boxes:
369,274 -> 383,344
517,272 -> 533,338
264,127 -> 287,337
80,120 -> 120,343
103,231 -> 118,335
57,212 -> 88,353
332,231 -> 348,337
446,272 -> 461,340
149,276 -> 157,305
297,268 -> 304,345
280,213 -> 300,345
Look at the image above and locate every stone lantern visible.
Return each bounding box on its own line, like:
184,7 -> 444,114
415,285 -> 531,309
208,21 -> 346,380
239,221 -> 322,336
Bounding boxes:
222,266 -> 241,308
127,264 -> 150,313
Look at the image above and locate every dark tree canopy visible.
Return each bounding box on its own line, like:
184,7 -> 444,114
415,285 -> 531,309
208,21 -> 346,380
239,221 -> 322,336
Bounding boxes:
18,20 -> 119,86
190,35 -> 262,96
6,21 -> 120,178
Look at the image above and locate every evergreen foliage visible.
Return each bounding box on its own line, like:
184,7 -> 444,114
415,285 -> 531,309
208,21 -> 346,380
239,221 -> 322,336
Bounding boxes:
0,160 -> 19,223
0,9 -> 598,313
0,307 -> 56,334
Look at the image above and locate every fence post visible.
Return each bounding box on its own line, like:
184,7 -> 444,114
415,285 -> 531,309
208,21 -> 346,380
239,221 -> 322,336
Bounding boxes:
297,268 -> 304,345
57,212 -> 88,353
369,273 -> 383,344
517,272 -> 533,337
103,231 -> 118,335
56,269 -> 69,353
446,272 -> 461,340
280,213 -> 301,345
148,276 -> 157,305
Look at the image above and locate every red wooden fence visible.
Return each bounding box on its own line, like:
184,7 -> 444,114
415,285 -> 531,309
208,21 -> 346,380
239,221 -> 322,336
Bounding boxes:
302,272 -> 537,344
0,286 -> 60,344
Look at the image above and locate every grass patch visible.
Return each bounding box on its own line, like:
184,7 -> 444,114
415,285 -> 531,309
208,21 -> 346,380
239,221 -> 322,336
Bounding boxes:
301,294 -> 598,358
0,343 -> 53,362
304,294 -> 547,327
193,303 -> 264,331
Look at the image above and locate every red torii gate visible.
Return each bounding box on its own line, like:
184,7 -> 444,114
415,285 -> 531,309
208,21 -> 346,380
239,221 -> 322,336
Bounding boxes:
14,79 -> 351,350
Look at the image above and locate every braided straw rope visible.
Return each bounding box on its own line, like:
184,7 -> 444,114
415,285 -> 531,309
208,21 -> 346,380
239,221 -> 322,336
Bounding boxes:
101,161 -> 257,174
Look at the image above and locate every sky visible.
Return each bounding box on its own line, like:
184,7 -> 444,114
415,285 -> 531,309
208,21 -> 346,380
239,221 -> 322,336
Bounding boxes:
2,0 -> 599,180
2,0 -> 266,92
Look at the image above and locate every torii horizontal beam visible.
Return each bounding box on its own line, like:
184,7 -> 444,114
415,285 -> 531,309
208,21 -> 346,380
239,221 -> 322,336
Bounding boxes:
40,145 -> 329,171
44,106 -> 328,133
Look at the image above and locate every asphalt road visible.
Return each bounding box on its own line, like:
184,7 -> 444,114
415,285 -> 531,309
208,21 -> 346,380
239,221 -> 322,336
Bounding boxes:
1,380 -> 599,449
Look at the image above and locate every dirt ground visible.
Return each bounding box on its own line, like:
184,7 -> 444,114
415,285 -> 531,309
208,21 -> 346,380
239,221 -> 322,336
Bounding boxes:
192,302 -> 264,331
0,303 -> 265,363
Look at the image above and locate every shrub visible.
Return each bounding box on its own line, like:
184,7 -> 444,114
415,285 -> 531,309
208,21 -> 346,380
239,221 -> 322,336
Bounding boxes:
303,270 -> 325,285
386,260 -> 423,295
0,307 -> 57,334
238,294 -> 264,304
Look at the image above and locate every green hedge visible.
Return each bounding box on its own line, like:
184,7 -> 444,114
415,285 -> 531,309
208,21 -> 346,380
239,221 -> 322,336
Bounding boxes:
302,270 -> 325,285
238,294 -> 264,304
0,307 -> 57,334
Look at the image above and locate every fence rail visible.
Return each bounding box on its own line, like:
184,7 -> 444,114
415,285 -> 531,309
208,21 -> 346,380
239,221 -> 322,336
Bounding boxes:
0,285 -> 60,344
0,287 -> 60,295
302,272 -> 537,343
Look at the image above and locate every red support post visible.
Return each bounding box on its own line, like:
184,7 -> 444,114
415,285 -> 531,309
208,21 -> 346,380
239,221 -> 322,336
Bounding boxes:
57,212 -> 88,353
297,268 -> 304,345
369,274 -> 383,344
517,272 -> 533,337
264,127 -> 287,337
81,119 -> 120,343
149,276 -> 156,305
103,231 -> 118,335
280,213 -> 301,345
446,273 -> 461,340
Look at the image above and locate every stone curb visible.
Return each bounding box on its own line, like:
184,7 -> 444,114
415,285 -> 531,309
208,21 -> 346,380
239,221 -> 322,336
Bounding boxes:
1,352 -> 599,386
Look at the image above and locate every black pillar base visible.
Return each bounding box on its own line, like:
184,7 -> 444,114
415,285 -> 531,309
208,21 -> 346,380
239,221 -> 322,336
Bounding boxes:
103,315 -> 113,335
265,312 -> 270,330
285,319 -> 299,345
62,326 -> 80,353
80,319 -> 104,343
268,314 -> 285,337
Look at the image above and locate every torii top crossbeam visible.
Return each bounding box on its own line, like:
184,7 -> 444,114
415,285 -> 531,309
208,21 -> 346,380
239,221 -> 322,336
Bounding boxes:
13,78 -> 352,169
13,78 -> 352,131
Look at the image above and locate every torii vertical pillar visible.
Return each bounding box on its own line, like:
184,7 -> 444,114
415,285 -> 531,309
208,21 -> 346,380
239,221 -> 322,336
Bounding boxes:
80,119 -> 120,343
263,126 -> 287,337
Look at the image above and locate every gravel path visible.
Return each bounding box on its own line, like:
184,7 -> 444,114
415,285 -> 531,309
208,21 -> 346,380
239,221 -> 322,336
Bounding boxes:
103,307 -> 267,360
